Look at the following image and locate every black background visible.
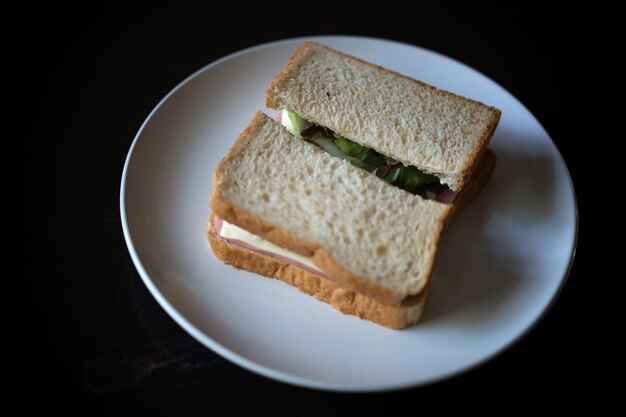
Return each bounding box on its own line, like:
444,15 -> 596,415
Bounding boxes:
14,3 -> 592,415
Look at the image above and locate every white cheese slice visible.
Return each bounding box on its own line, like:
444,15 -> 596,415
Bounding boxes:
280,109 -> 294,133
219,219 -> 322,272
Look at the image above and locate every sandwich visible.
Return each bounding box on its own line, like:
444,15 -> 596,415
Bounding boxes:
207,43 -> 500,329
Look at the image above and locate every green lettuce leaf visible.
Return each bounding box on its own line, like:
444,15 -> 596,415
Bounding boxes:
383,166 -> 401,182
333,134 -> 386,168
288,111 -> 309,138
397,166 -> 438,188
288,112 -> 441,197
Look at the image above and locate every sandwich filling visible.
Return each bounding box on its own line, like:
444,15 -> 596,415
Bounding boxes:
215,216 -> 325,276
279,110 -> 456,203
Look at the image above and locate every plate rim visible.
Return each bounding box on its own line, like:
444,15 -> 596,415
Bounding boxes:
120,35 -> 579,392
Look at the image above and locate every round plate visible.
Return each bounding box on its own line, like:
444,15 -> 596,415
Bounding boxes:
120,36 -> 577,391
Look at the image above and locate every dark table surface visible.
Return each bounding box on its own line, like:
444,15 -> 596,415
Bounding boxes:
15,4 -> 591,415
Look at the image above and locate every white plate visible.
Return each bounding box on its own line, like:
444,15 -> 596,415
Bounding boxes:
120,36 -> 577,391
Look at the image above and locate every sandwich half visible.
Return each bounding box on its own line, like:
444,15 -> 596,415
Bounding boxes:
209,112 -> 496,329
267,42 -> 501,193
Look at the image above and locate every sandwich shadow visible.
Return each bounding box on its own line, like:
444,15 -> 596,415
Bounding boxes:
420,143 -> 558,325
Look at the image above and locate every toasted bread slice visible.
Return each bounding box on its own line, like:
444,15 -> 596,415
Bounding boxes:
266,42 -> 501,191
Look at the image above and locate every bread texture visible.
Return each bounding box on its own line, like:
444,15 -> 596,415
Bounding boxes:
211,113 -> 495,306
266,42 -> 501,191
207,214 -> 428,329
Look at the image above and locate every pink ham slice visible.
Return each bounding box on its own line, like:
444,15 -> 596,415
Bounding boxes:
436,185 -> 457,204
214,216 -> 329,278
